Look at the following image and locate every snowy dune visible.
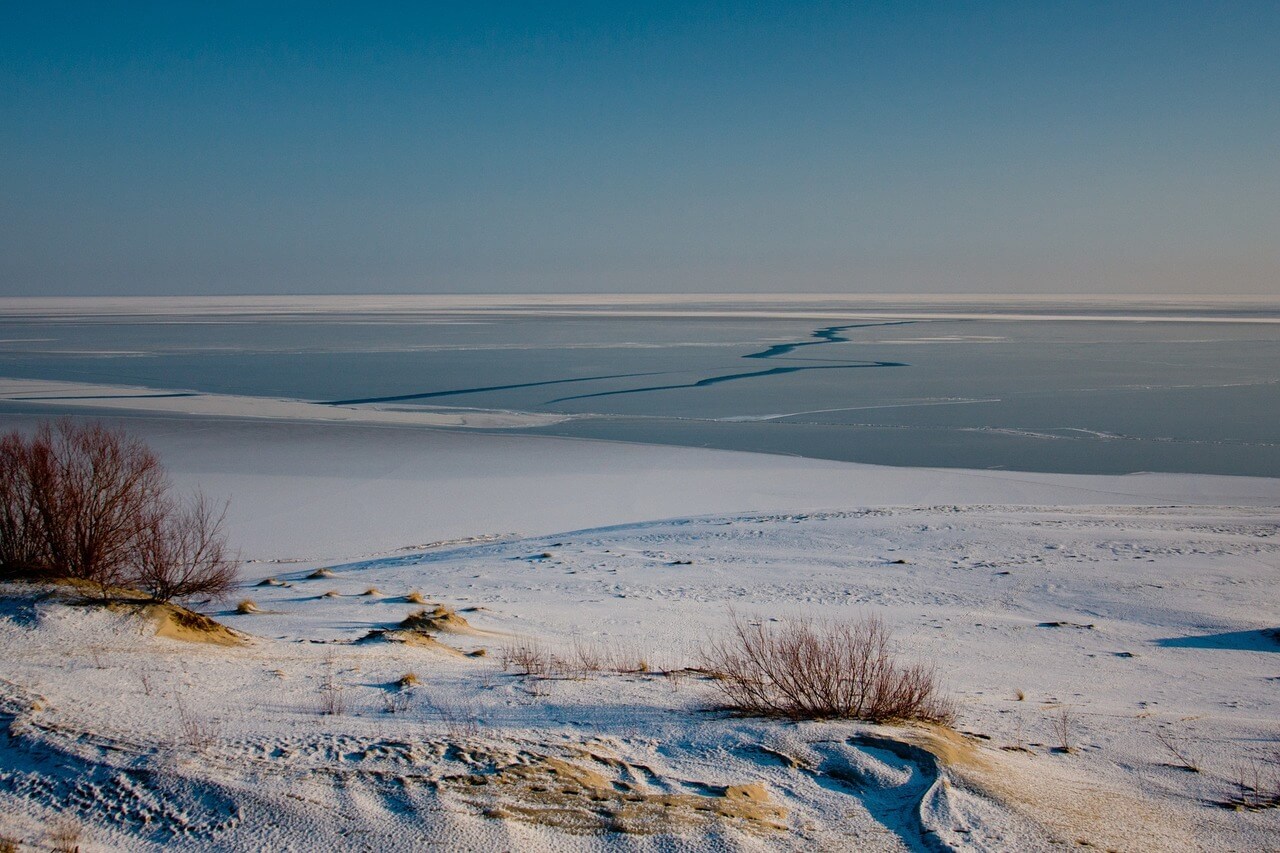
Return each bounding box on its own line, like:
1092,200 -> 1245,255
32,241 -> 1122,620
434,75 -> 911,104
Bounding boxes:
0,413 -> 1277,850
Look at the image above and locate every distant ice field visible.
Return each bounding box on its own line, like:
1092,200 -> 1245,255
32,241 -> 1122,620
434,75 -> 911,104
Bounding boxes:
0,295 -> 1276,477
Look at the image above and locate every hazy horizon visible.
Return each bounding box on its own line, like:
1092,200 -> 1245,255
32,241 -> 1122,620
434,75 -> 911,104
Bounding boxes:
3,3 -> 1278,298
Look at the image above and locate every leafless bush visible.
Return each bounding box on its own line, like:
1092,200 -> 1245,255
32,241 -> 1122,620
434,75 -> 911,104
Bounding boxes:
318,661 -> 348,716
49,816 -> 81,853
424,695 -> 484,739
566,636 -> 607,677
173,693 -> 221,751
1153,725 -> 1200,772
1002,714 -> 1032,753
702,613 -> 954,724
381,690 -> 412,714
131,492 -> 238,602
31,421 -> 167,593
0,432 -> 47,576
1051,704 -> 1076,753
0,421 -> 240,602
500,640 -> 553,676
1225,752 -> 1280,810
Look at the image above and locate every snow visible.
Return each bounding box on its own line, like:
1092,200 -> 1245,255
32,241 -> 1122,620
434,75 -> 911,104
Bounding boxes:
0,415 -> 1277,850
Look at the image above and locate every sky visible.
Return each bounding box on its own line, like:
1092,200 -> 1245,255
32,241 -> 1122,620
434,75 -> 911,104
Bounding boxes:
1,2 -> 1277,297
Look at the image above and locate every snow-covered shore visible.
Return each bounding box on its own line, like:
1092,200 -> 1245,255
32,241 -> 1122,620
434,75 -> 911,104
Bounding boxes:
0,413 -> 1277,850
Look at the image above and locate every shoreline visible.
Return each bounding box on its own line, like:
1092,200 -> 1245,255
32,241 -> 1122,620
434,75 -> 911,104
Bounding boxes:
1,292 -> 1279,322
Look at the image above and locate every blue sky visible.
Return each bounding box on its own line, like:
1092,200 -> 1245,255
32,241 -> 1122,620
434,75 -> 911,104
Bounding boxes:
2,2 -> 1277,296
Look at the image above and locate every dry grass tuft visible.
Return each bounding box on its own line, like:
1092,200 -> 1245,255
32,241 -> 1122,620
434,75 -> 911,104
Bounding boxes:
404,590 -> 428,604
361,587 -> 383,596
399,605 -> 471,633
396,672 -> 420,688
307,568 -> 335,579
321,590 -> 341,598
702,612 -> 954,724
235,599 -> 259,614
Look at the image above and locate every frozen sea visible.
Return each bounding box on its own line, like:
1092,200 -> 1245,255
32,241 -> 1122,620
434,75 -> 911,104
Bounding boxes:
0,295 -> 1276,477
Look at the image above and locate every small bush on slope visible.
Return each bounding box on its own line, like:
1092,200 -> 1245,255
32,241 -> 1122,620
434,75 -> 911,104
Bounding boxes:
702,613 -> 955,724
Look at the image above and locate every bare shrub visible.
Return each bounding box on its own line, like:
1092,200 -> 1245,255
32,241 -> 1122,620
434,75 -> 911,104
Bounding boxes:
701,612 -> 954,724
319,679 -> 347,716
1153,725 -> 1200,772
26,421 -> 167,593
1002,715 -> 1032,753
173,693 -> 221,751
500,640 -> 552,677
318,660 -> 347,716
1050,704 -> 1076,753
1225,752 -> 1280,810
49,816 -> 81,853
381,690 -> 412,714
131,492 -> 238,602
566,636 -> 607,677
0,421 -> 240,601
424,694 -> 484,739
0,432 -> 47,576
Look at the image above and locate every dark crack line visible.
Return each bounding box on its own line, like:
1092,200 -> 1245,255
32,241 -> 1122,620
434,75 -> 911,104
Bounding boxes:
742,321 -> 917,360
546,363 -> 906,403
325,321 -> 917,409
321,372 -> 666,406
